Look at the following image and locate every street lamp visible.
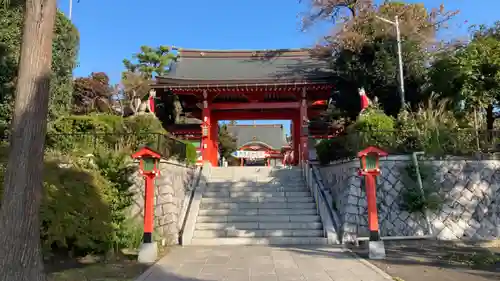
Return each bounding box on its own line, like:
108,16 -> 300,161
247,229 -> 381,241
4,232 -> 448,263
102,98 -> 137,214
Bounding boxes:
375,15 -> 405,107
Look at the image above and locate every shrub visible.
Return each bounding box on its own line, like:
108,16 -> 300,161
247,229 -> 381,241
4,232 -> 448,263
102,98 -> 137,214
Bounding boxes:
47,114 -> 193,162
399,162 -> 443,214
315,136 -> 353,165
349,108 -> 396,151
89,150 -> 138,252
184,141 -> 197,165
41,153 -> 114,254
0,147 -> 140,255
395,98 -> 479,156
315,108 -> 395,164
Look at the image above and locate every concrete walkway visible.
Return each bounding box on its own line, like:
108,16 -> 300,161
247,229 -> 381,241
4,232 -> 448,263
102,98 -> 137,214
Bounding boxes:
136,246 -> 392,281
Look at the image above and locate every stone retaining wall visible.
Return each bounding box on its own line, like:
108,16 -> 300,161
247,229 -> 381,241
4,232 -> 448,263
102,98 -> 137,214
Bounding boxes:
318,156 -> 500,242
129,160 -> 196,244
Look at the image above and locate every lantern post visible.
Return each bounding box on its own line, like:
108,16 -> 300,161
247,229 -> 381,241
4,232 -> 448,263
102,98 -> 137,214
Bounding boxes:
131,146 -> 162,264
357,146 -> 388,259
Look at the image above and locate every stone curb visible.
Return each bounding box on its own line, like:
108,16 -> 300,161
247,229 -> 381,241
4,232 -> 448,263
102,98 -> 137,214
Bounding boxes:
133,262 -> 157,281
342,246 -> 394,281
134,245 -> 183,281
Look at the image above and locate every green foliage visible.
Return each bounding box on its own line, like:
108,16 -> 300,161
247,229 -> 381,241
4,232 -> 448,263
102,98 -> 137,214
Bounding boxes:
315,137 -> 353,165
47,114 -> 194,165
26,114 -> 196,254
40,153 -> 114,254
184,141 -> 197,165
47,114 -> 166,154
0,4 -> 21,134
0,145 -> 142,255
348,107 -> 396,149
316,108 -> 395,164
315,1 -> 447,119
0,6 -> 79,134
314,96 -> 495,164
123,45 -> 177,79
328,36 -> 428,117
219,124 -> 237,160
395,98 -> 486,156
399,162 -> 443,214
457,35 -> 500,109
427,21 -> 500,130
89,150 -> 138,252
50,11 -> 80,119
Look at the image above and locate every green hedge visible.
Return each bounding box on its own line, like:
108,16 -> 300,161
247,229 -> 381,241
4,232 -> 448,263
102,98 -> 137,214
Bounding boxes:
0,148 -> 139,255
47,114 -> 194,163
315,109 -> 493,164
1,114 -> 196,256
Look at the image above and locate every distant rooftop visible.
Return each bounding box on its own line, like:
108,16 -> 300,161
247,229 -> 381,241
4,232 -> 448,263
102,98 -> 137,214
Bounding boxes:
155,48 -> 333,86
226,124 -> 287,149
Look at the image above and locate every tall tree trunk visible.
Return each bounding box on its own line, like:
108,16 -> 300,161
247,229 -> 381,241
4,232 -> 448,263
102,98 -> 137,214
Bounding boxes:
0,1 -> 57,281
486,104 -> 494,131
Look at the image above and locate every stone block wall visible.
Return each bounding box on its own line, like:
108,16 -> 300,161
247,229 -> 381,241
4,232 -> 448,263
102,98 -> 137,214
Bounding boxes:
129,160 -> 197,244
318,156 -> 500,242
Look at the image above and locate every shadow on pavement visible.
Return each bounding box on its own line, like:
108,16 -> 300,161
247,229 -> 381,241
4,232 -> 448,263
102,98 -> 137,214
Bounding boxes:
349,239 -> 500,281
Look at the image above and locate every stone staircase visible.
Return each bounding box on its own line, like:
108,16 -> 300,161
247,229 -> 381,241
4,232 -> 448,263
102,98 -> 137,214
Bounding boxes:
190,166 -> 328,245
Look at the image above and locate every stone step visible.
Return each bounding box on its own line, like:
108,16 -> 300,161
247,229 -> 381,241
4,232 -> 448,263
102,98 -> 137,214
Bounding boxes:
209,178 -> 276,183
207,183 -> 306,188
190,237 -> 328,245
204,187 -> 308,192
203,191 -> 311,197
195,222 -> 323,230
208,177 -> 304,186
198,208 -> 318,216
194,229 -> 324,238
199,202 -> 316,210
200,197 -> 314,203
196,215 -> 320,223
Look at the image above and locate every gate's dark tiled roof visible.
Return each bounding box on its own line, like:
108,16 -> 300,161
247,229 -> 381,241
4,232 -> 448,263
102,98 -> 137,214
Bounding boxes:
227,124 -> 287,149
156,48 -> 332,85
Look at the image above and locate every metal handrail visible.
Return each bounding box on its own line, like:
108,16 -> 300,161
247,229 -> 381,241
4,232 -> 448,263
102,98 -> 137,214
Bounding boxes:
308,163 -> 341,232
303,161 -> 341,244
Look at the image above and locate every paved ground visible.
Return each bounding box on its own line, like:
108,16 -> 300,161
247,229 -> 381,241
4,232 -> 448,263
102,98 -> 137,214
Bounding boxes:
137,246 -> 391,281
350,240 -> 500,281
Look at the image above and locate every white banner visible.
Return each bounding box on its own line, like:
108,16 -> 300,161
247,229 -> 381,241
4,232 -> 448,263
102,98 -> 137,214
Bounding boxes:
232,150 -> 269,159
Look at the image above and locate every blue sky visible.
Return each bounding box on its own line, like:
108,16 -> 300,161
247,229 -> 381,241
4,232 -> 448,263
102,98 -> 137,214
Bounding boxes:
57,0 -> 499,135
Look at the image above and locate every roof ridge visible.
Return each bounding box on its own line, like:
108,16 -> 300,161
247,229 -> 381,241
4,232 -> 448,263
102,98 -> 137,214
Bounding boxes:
227,124 -> 283,127
178,48 -> 314,59
178,48 -> 310,53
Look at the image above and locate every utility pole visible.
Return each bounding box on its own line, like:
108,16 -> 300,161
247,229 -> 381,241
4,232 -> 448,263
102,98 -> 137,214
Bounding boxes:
69,0 -> 73,20
375,15 -> 406,107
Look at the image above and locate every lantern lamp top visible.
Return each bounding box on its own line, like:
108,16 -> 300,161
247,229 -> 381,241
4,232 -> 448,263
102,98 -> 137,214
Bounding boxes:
131,146 -> 162,159
357,146 -> 388,158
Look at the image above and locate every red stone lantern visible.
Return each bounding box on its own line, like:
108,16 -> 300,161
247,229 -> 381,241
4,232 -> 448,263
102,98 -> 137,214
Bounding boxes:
357,146 -> 388,259
357,146 -> 387,176
131,146 -> 162,253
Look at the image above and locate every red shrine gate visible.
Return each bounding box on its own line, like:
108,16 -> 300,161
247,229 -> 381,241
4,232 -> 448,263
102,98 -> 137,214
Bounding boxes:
152,49 -> 334,166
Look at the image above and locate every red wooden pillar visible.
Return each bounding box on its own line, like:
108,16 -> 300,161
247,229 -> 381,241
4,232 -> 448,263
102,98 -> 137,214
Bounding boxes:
299,90 -> 309,163
210,118 -> 219,166
201,91 -> 214,166
292,116 -> 300,166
